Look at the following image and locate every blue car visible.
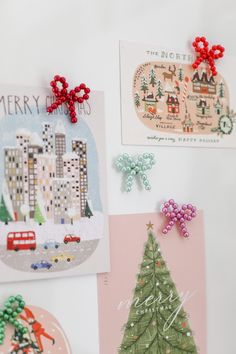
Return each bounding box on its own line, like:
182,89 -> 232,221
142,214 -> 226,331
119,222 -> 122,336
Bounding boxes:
42,239 -> 60,250
31,260 -> 52,270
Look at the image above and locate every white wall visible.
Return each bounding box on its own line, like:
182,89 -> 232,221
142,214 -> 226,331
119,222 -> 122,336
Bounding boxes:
0,1 -> 236,353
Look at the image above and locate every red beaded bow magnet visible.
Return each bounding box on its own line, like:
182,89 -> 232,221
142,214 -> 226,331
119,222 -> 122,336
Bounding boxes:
192,36 -> 225,76
161,199 -> 197,238
47,75 -> 90,123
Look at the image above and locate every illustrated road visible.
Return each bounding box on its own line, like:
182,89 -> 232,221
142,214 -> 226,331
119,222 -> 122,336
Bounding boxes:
0,239 -> 99,273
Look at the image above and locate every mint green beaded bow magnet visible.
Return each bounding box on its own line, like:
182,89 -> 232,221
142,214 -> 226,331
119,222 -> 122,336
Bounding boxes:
0,295 -> 27,345
116,153 -> 155,192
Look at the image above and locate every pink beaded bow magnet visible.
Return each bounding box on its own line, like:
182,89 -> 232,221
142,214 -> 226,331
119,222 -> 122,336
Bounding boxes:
161,199 -> 197,238
47,75 -> 90,123
192,36 -> 225,76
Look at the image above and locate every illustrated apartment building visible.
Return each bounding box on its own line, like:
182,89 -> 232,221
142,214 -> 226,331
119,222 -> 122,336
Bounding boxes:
63,152 -> 81,220
72,139 -> 88,216
4,147 -> 24,221
55,127 -> 66,178
16,129 -> 31,204
28,143 -> 43,218
37,154 -> 56,218
42,122 -> 54,154
3,121 -> 90,224
53,178 -> 72,224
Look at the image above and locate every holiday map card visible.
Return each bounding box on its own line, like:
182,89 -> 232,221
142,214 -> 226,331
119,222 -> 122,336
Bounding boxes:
97,212 -> 206,354
0,86 -> 109,282
120,41 -> 236,148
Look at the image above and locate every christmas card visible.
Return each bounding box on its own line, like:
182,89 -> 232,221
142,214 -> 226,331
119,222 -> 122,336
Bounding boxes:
97,213 -> 206,353
120,40 -> 236,148
0,303 -> 71,353
0,86 -> 109,282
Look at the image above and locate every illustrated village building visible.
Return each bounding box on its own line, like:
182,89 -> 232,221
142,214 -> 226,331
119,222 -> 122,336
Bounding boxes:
3,121 -> 89,224
182,106 -> 194,133
196,99 -> 210,117
72,139 -> 88,216
142,93 -> 158,113
192,70 -> 216,95
166,95 -> 180,114
214,97 -> 223,115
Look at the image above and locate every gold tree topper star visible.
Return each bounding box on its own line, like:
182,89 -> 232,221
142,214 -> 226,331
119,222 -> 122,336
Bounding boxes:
146,221 -> 154,230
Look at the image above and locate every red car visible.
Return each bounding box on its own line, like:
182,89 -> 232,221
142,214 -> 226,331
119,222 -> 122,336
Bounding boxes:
64,234 -> 81,244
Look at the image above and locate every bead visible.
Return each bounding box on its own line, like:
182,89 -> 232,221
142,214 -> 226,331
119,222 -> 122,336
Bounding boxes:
71,117 -> 77,124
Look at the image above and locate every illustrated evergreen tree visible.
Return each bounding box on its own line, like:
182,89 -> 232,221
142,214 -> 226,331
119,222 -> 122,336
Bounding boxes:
0,195 -> 13,224
34,203 -> 46,225
85,200 -> 93,218
149,68 -> 157,87
140,76 -> 148,94
178,67 -> 184,82
218,81 -> 225,98
134,93 -> 141,108
156,81 -> 164,99
119,223 -> 198,354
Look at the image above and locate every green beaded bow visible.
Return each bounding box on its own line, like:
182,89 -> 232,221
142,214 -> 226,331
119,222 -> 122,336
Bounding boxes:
0,295 -> 27,345
116,153 -> 155,192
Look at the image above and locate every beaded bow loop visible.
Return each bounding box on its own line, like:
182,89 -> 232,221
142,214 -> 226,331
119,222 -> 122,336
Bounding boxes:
116,153 -> 155,192
47,75 -> 90,124
161,199 -> 197,238
192,36 -> 225,76
0,295 -> 27,345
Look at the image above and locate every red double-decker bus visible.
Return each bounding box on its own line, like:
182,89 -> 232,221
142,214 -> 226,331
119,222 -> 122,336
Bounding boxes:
7,231 -> 37,251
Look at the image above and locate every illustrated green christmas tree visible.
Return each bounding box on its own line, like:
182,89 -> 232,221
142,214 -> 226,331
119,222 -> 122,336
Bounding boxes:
0,195 -> 13,224
119,223 -> 198,354
140,76 -> 148,94
218,80 -> 225,98
149,68 -> 157,87
134,93 -> 141,108
178,67 -> 184,82
34,202 -> 46,225
85,200 -> 93,218
156,80 -> 164,99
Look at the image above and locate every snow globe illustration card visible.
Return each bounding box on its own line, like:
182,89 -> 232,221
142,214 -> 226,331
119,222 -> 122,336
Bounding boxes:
97,213 -> 206,354
0,302 -> 72,354
120,40 -> 236,148
0,86 -> 109,282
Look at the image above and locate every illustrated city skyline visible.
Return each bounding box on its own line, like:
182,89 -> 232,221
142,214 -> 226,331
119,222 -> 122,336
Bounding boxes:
3,120 -> 91,224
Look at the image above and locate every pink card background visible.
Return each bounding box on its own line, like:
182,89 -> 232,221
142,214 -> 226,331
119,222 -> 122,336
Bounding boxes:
97,212 -> 206,354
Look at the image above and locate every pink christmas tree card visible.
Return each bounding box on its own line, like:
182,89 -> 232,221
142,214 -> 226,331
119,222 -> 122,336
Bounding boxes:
97,212 -> 207,353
